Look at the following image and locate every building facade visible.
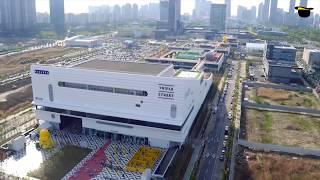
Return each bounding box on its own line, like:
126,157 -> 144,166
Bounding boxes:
31,60 -> 212,148
160,0 -> 169,22
168,0 -> 181,34
303,48 -> 320,70
263,42 -> 301,83
0,0 -> 36,31
210,4 -> 226,31
50,0 -> 65,33
269,0 -> 278,24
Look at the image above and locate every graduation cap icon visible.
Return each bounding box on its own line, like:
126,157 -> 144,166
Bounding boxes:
295,6 -> 314,18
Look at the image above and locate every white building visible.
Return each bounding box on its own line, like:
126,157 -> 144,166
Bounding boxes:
31,60 -> 212,148
65,35 -> 103,48
303,48 -> 320,70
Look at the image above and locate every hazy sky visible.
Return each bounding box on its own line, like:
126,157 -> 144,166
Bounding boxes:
36,0 -> 320,15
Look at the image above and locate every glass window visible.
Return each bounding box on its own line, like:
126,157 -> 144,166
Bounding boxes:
48,84 -> 54,102
58,81 -> 147,96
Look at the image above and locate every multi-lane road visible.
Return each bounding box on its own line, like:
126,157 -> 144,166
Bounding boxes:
197,60 -> 239,180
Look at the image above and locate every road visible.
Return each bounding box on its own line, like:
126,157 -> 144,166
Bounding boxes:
197,60 -> 239,180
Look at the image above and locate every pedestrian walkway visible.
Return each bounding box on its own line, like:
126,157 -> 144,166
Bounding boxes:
68,140 -> 112,180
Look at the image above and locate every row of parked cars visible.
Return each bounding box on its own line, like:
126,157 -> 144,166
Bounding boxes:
218,64 -> 235,161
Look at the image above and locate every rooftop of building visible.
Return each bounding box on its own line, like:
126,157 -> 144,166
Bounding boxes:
73,60 -> 171,76
175,71 -> 201,79
273,45 -> 296,50
306,48 -> 320,53
205,52 -> 223,62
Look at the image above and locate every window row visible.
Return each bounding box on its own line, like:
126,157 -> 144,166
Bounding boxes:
35,105 -> 192,131
58,81 -> 148,96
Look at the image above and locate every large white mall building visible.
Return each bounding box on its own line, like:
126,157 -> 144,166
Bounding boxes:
31,60 -> 212,148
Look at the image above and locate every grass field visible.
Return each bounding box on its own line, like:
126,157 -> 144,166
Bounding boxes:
247,87 -> 320,110
245,109 -> 320,149
235,150 -> 320,180
28,145 -> 91,180
0,47 -> 80,79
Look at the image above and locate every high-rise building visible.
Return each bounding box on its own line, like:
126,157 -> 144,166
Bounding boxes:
132,4 -> 139,20
50,0 -> 65,33
194,0 -> 211,19
122,4 -> 132,21
237,5 -> 256,23
112,5 -> 121,23
263,0 -> 270,23
168,0 -> 181,33
300,0 -> 308,7
269,0 -> 278,24
225,0 -> 231,18
160,0 -> 169,21
0,0 -> 36,31
289,0 -> 296,14
37,12 -> 50,24
314,14 -> 320,28
210,4 -> 226,31
258,3 -> 264,22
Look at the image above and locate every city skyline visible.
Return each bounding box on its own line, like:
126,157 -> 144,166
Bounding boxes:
36,0 -> 320,15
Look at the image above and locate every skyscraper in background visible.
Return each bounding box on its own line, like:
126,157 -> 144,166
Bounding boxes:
269,0 -> 278,24
300,0 -> 308,7
121,4 -> 132,21
50,0 -> 65,34
285,0 -> 297,26
0,0 -> 36,32
210,4 -> 226,31
160,0 -> 169,22
112,5 -> 121,23
289,0 -> 296,14
225,0 -> 231,18
258,2 -> 264,22
263,0 -> 270,23
194,0 -> 211,19
168,0 -> 181,33
132,4 -> 139,20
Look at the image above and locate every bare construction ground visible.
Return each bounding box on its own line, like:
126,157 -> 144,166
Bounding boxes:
0,47 -> 80,79
244,109 -> 320,149
0,85 -> 32,119
235,149 -> 320,180
247,87 -> 320,110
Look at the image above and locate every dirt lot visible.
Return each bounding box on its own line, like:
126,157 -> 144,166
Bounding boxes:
235,150 -> 320,180
247,87 -> 320,110
0,85 -> 33,119
0,47 -> 79,79
244,109 -> 320,149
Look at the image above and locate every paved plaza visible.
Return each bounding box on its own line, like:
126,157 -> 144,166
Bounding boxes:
0,129 -> 166,180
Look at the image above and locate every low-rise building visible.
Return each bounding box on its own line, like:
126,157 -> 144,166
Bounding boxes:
263,42 -> 301,83
31,60 -> 213,148
303,48 -> 320,70
65,35 -> 103,48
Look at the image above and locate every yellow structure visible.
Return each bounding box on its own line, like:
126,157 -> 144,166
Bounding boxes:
223,36 -> 228,43
39,129 -> 54,149
126,147 -> 161,173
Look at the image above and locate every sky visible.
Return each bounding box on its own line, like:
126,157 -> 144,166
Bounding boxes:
36,0 -> 320,15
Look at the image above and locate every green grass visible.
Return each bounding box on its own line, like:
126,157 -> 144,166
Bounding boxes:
28,145 -> 91,180
259,112 -> 274,144
261,112 -> 273,133
303,98 -> 314,108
